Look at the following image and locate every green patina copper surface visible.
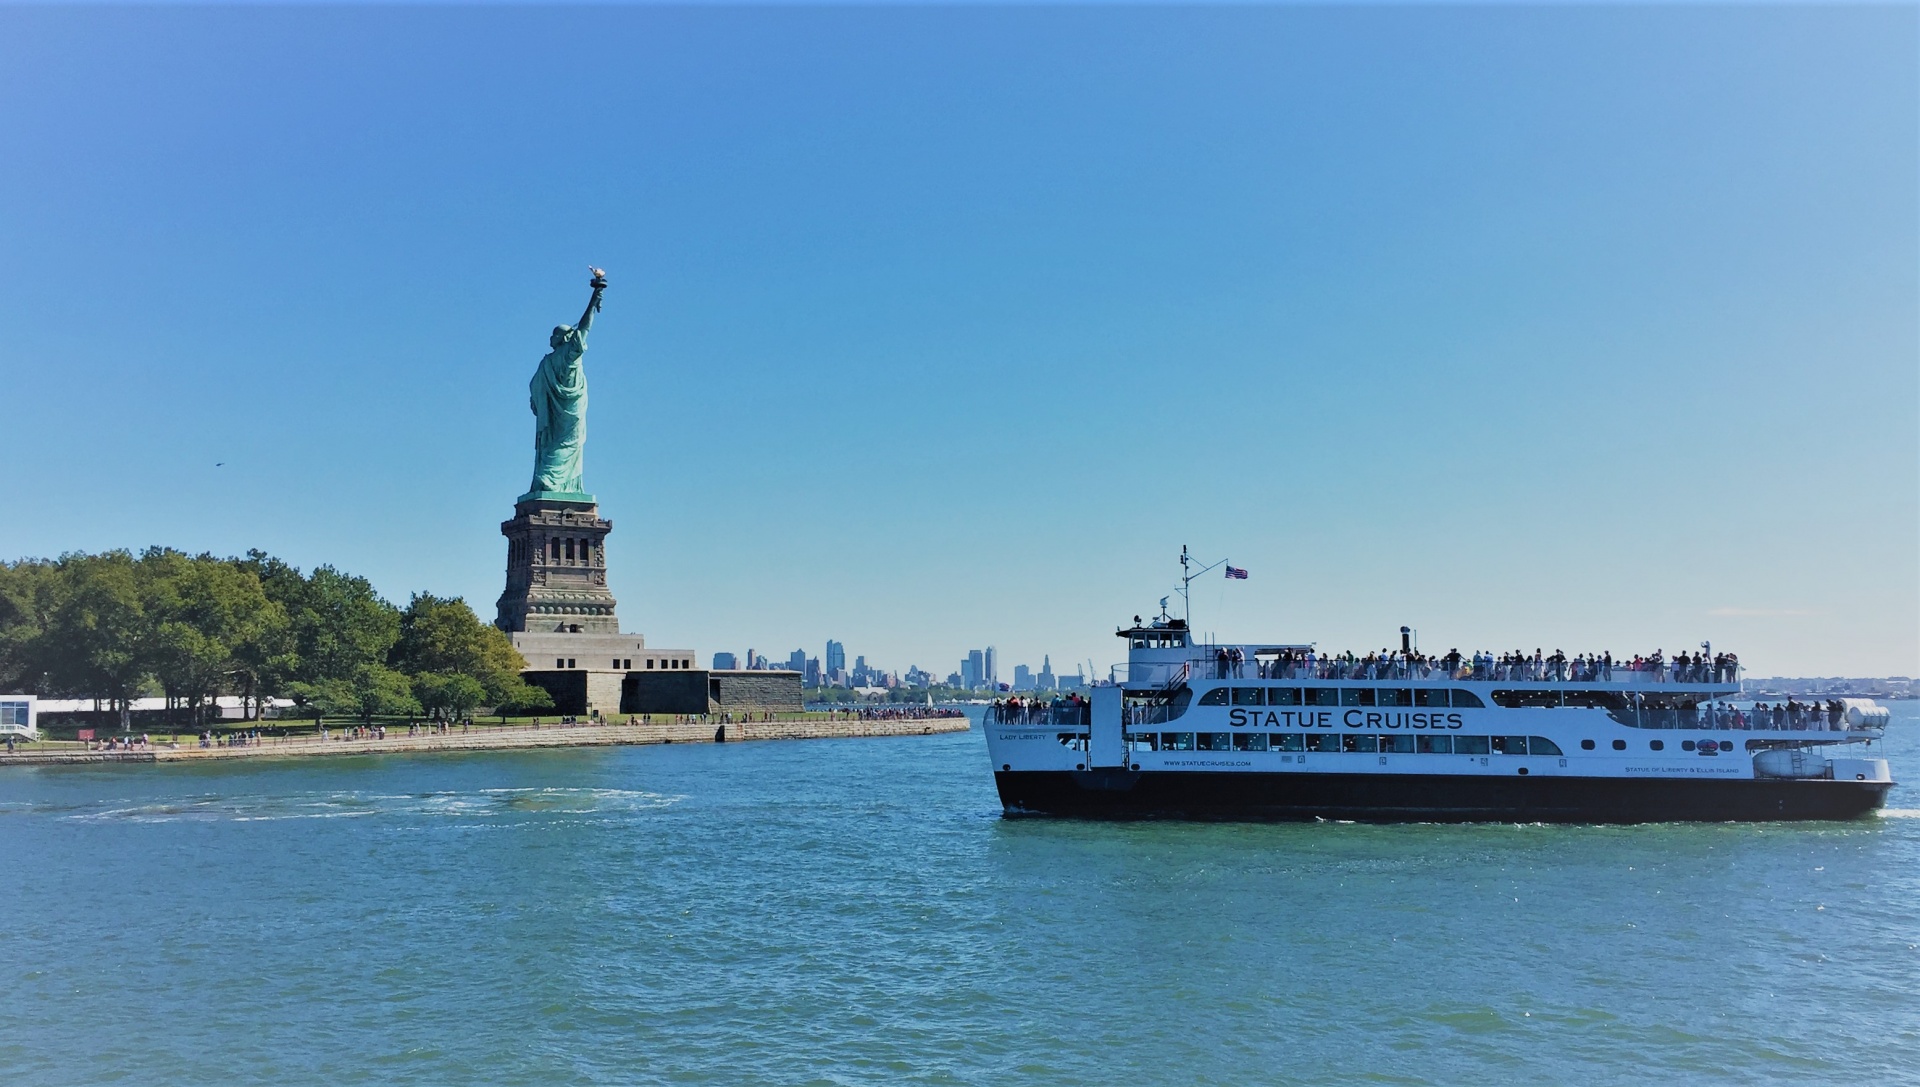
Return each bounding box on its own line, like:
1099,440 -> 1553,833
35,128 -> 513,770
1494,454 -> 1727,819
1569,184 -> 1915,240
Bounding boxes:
521,274 -> 607,504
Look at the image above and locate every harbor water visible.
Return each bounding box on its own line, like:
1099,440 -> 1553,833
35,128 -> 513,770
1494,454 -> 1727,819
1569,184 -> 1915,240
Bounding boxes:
3,704 -> 1918,1085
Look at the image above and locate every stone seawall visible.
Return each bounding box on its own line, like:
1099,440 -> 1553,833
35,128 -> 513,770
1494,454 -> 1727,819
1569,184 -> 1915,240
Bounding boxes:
0,715 -> 970,767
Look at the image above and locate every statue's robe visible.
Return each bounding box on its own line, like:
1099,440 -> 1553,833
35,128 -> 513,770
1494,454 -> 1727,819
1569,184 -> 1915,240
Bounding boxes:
529,326 -> 588,495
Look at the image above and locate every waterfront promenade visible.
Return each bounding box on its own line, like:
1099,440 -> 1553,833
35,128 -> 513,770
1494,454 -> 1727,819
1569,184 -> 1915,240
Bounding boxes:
0,712 -> 970,767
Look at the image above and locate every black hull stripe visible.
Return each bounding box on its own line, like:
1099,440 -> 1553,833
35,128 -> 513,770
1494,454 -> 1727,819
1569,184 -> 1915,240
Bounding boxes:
994,770 -> 1891,824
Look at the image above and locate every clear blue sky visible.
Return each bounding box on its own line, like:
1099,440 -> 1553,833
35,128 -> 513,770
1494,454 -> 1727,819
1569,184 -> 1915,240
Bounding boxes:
1,4 -> 1914,679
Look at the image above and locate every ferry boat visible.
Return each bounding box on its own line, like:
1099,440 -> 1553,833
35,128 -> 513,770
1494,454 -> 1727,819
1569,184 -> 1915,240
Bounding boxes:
985,585 -> 1895,824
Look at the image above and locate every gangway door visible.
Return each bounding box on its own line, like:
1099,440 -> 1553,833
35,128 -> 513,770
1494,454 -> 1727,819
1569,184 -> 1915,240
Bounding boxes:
1088,686 -> 1125,768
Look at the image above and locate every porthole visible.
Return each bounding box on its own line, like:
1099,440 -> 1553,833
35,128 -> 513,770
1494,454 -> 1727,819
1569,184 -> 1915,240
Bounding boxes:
1650,740 -> 1664,751
1612,739 -> 1627,751
1681,740 -> 1696,752
1580,739 -> 1596,750
1518,767 -> 1530,775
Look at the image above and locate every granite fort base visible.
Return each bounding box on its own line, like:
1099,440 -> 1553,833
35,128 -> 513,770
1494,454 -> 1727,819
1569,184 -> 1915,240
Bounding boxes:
520,668 -> 804,717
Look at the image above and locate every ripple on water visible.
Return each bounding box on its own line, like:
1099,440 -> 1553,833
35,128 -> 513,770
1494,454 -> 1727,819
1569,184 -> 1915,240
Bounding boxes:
56,786 -> 687,824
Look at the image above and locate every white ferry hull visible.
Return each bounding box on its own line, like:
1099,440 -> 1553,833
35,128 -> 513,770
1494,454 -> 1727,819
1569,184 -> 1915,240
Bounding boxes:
985,612 -> 1898,825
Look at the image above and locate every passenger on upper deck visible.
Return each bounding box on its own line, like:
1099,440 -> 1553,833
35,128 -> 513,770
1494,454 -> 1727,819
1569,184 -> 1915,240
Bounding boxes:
1221,645 -> 1734,684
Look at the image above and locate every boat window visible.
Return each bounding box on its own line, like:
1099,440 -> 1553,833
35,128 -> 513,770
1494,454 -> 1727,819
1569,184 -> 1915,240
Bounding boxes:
1492,690 -> 1562,709
1380,735 -> 1415,754
1268,688 -> 1302,705
1564,690 -> 1620,710
1124,731 -> 1160,750
1341,688 -> 1375,707
1197,688 -> 1229,706
1638,695 -> 1701,729
1198,732 -> 1234,751
1681,740 -> 1696,751
1612,739 -> 1627,751
1580,739 -> 1595,750
1125,688 -> 1192,726
1450,690 -> 1485,708
1491,736 -> 1528,755
1343,734 -> 1379,753
1232,688 -> 1264,706
1416,735 -> 1452,754
1161,732 -> 1195,751
1272,733 -> 1305,751
1649,740 -> 1665,751
1529,737 -> 1564,756
1233,733 -> 1268,751
1413,688 -> 1447,707
1455,735 -> 1491,755
1376,689 -> 1412,707
1304,733 -> 1340,753
1056,732 -> 1087,751
1304,688 -> 1339,706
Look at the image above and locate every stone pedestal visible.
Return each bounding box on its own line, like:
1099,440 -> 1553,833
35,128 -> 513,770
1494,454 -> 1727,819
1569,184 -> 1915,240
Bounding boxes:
496,498 -> 620,634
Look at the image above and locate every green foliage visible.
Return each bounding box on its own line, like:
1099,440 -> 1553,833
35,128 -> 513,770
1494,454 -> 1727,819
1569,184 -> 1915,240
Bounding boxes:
492,678 -> 556,721
0,549 -> 531,727
43,552 -> 147,710
412,672 -> 487,722
251,553 -> 402,686
290,664 -> 420,724
390,594 -> 527,702
354,665 -> 423,722
137,547 -> 288,721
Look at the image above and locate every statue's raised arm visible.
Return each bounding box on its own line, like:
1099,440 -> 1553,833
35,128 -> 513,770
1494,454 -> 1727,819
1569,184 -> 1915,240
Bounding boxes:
578,267 -> 608,334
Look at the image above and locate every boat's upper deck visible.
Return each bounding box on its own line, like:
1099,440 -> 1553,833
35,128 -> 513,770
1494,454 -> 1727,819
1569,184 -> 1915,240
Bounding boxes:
1117,621 -> 1739,691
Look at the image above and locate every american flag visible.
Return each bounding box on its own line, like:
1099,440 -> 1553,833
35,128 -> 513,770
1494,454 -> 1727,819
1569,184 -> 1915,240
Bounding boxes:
1225,565 -> 1249,580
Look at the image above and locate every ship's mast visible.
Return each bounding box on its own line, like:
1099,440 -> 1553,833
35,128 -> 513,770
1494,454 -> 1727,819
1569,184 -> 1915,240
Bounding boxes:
1176,544 -> 1228,633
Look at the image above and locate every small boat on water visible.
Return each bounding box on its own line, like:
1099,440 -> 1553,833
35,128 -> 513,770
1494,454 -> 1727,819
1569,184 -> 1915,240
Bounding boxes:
984,572 -> 1894,824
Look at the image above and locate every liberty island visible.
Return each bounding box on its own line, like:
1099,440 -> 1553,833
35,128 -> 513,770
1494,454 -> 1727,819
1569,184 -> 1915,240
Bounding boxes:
1,269 -> 967,763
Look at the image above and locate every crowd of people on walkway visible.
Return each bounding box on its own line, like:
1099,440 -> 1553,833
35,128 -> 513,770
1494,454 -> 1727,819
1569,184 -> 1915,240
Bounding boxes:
989,694 -> 1092,726
1689,699 -> 1851,731
1212,647 -> 1740,685
838,705 -> 966,722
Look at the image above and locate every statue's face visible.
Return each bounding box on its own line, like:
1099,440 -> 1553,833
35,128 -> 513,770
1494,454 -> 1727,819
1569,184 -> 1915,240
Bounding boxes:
551,326 -> 570,348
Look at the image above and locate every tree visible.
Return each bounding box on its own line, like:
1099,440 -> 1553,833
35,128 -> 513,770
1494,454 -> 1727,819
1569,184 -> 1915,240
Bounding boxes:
492,677 -> 556,722
139,549 -> 284,728
413,672 -> 487,722
390,594 -> 526,702
292,664 -> 419,725
0,558 -> 64,693
42,552 -> 150,730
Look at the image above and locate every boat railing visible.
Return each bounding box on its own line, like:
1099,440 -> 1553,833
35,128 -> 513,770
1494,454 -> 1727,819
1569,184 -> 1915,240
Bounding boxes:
986,704 -> 1091,727
1183,656 -> 1741,686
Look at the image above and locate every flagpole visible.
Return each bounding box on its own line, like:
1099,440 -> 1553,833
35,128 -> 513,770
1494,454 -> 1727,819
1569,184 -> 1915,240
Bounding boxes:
1178,545 -> 1229,633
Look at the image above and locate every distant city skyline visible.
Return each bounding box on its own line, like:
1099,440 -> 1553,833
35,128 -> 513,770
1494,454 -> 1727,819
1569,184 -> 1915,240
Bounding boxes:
706,637 -> 1087,692
1,6 -> 1912,677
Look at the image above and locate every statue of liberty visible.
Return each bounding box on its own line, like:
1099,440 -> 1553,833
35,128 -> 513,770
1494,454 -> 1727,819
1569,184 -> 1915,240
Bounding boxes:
523,268 -> 607,502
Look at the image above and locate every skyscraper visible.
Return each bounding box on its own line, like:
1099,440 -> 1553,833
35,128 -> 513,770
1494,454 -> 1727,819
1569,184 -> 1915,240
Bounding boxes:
825,640 -> 846,674
983,646 -> 997,689
1013,664 -> 1033,690
966,649 -> 985,690
712,651 -> 738,670
1039,655 -> 1055,691
787,649 -> 807,674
